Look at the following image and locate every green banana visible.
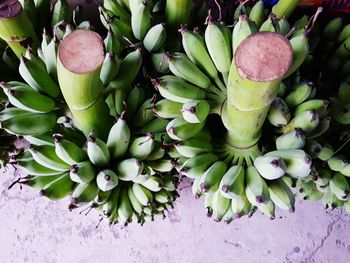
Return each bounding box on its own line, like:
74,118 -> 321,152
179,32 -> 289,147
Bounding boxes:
268,178 -> 295,212
40,172 -> 75,200
128,133 -> 155,160
272,0 -> 298,18
276,128 -> 306,150
118,187 -> 134,225
166,117 -> 205,141
70,161 -> 96,184
19,56 -> 60,98
153,76 -> 206,103
231,193 -> 252,218
249,0 -> 265,28
29,145 -> 71,171
181,100 -> 210,124
132,183 -> 153,206
174,137 -> 213,158
116,158 -> 143,181
134,98 -> 155,127
329,172 -> 349,201
51,0 -> 71,27
143,23 -> 167,53
104,29 -> 121,56
232,14 -> 257,54
96,169 -> 119,192
267,97 -> 291,127
53,134 -> 87,165
141,176 -> 163,192
70,181 -> 99,206
219,165 -> 245,199
131,1 -> 151,40
87,133 -> 110,167
199,161 -> 227,193
153,99 -> 182,119
106,114 -> 130,159
254,155 -> 286,180
284,82 -> 314,108
100,52 -> 120,85
211,190 -> 231,222
245,165 -> 271,205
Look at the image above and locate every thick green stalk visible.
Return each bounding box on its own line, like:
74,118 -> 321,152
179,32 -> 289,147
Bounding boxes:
225,32 -> 293,148
165,0 -> 192,30
0,0 -> 38,57
57,30 -> 111,140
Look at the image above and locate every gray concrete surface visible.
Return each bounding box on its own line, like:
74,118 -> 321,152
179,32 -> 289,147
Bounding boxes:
1,166 -> 350,263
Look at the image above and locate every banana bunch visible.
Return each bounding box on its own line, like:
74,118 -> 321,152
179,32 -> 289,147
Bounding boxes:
12,102 -> 179,225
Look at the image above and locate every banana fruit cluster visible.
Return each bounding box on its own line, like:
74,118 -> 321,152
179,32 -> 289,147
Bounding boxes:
13,107 -> 178,226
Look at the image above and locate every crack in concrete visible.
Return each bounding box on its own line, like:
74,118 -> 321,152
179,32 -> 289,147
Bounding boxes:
224,240 -> 242,248
303,211 -> 343,263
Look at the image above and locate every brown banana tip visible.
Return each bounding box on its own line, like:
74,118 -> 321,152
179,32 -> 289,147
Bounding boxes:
53,133 -> 63,143
178,24 -> 188,33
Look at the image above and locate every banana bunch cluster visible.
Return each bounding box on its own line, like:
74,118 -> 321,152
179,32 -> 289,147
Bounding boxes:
13,107 -> 178,225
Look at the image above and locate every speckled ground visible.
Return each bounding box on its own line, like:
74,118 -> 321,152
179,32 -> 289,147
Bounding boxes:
1,166 -> 350,263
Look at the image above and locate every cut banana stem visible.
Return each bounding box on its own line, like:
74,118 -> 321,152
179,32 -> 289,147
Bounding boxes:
57,30 -> 111,139
226,32 -> 293,148
0,0 -> 38,57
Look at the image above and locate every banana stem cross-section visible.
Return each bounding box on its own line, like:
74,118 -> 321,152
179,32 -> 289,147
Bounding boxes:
0,0 -> 38,57
57,30 -> 112,140
224,32 -> 293,149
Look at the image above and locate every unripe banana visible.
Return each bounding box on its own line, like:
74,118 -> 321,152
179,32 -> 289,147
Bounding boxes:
125,85 -> 146,120
53,134 -> 87,165
232,14 -> 257,55
103,186 -> 121,216
294,99 -> 329,118
315,168 -> 332,187
141,176 -> 163,192
219,165 -> 245,199
19,56 -> 60,98
24,174 -> 64,190
180,152 -> 218,171
267,97 -> 291,127
153,76 -> 205,103
131,1 -> 151,40
100,52 -> 120,85
167,52 -> 211,89
174,137 -> 213,158
143,23 -> 167,53
211,190 -> 231,222
118,187 -> 134,225
328,155 -> 348,172
43,37 -> 58,80
254,155 -> 286,180
116,158 -> 143,181
166,117 -> 205,141
276,128 -> 306,150
318,143 -> 335,161
96,169 -> 119,192
266,150 -> 312,178
153,99 -> 182,119
151,50 -> 170,74
199,161 -> 227,193
283,32 -> 309,78
18,159 -> 63,177
94,189 -> 112,206
259,13 -> 280,33
51,0 -> 71,27
40,172 -> 74,200
104,29 -> 121,56
106,114 -> 130,159
338,24 -> 350,43
128,133 -> 155,160
268,178 -> 295,212
245,165 -> 270,205
132,183 -> 153,206
4,85 -> 56,113
284,82 -> 314,108
249,0 -> 265,28
87,133 -> 110,167
141,118 -> 169,134
181,100 -> 210,124
205,17 -> 232,75
231,193 -> 252,219
108,49 -> 142,90
283,109 -> 319,134
180,27 -> 218,80
104,0 -> 131,22
70,161 -> 96,184
29,146 -> 71,172
271,0 -> 298,18
145,142 -> 165,161
147,159 -> 174,173
329,172 -> 350,201
128,185 -> 144,215
323,17 -> 343,41
70,181 -> 100,208
279,17 -> 291,36
134,98 -> 155,127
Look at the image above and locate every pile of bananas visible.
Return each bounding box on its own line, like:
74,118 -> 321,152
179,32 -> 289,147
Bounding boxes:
1,0 -> 350,226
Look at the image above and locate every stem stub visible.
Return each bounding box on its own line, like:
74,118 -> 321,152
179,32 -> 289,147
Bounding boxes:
59,30 -> 105,74
235,32 -> 293,82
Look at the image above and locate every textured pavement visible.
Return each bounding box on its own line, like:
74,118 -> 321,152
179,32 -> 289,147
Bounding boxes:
1,166 -> 350,263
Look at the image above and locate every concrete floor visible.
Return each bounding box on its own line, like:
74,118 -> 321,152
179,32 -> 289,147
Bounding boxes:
1,166 -> 350,263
